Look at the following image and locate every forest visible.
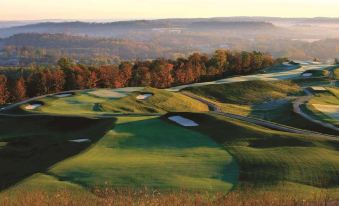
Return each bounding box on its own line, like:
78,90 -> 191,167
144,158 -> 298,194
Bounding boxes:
0,49 -> 274,105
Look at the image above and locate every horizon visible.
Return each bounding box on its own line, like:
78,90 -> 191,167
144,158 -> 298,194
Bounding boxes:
2,16 -> 339,23
2,0 -> 339,21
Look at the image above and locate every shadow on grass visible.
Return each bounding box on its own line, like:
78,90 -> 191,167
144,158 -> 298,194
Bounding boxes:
0,115 -> 116,191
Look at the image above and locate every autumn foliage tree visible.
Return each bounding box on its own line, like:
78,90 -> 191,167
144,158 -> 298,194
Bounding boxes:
0,75 -> 9,104
0,49 -> 275,104
11,77 -> 26,102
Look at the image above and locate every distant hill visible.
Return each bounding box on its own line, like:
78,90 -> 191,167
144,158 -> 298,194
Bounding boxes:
0,20 -> 277,38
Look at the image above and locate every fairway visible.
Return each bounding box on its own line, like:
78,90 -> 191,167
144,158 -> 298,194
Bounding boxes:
18,87 -> 208,115
170,113 -> 339,198
43,116 -> 238,191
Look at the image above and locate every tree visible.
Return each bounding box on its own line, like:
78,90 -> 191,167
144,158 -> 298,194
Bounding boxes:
0,75 -> 9,104
11,77 -> 26,102
26,71 -> 48,97
87,71 -> 98,88
131,66 -> 152,86
119,62 -> 133,87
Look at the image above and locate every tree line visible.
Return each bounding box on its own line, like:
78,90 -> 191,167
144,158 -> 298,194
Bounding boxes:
0,50 -> 274,105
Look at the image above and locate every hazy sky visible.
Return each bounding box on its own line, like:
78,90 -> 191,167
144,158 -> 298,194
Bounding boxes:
1,0 -> 339,21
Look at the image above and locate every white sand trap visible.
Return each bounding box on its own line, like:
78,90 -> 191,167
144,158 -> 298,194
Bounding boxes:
136,94 -> 153,100
312,104 -> 339,119
302,73 -> 313,77
89,90 -> 128,98
168,116 -> 199,127
54,94 -> 73,98
68,138 -> 91,143
25,104 -> 42,110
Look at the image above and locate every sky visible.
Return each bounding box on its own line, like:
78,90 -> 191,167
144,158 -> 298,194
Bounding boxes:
1,0 -> 339,21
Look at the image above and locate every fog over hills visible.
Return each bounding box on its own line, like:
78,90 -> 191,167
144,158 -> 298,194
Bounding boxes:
0,17 -> 339,65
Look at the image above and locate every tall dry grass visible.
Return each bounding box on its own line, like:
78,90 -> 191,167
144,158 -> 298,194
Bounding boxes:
0,187 -> 337,206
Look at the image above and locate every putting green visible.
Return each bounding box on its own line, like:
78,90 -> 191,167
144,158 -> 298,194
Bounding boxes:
44,116 -> 238,191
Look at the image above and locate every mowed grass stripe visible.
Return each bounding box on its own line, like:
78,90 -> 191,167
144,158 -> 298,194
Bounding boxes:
47,116 -> 238,191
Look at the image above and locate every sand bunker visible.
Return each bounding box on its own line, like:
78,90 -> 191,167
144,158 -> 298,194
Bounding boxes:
68,138 -> 91,143
302,73 -> 313,77
136,93 -> 153,100
25,104 -> 42,110
312,104 -> 339,120
168,116 -> 199,127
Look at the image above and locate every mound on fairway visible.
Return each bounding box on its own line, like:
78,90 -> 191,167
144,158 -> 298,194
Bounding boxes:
38,116 -> 237,191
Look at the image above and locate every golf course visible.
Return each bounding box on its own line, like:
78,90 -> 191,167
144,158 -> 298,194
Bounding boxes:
0,61 -> 338,205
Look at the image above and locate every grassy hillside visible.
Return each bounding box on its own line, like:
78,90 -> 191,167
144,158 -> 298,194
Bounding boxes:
183,80 -> 301,105
183,80 -> 338,134
0,115 -> 237,193
46,116 -> 237,191
0,115 -> 115,190
100,88 -> 208,114
165,113 -> 339,198
19,87 -> 208,115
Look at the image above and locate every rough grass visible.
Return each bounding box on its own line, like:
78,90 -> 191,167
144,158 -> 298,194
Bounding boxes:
0,187 -> 336,206
43,116 -> 237,192
183,80 -> 301,105
165,113 -> 339,199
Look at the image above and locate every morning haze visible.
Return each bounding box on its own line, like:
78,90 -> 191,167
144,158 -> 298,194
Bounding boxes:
1,0 -> 339,20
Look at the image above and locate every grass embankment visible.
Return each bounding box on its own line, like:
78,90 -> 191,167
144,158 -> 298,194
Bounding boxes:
19,87 -> 208,115
164,112 -> 339,199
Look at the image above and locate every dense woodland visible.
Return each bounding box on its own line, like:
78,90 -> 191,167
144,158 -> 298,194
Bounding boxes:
0,50 -> 274,105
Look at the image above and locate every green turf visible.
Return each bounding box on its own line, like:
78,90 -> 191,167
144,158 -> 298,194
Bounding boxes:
333,68 -> 339,80
305,87 -> 339,126
183,80 -> 301,105
100,87 -> 208,114
19,87 -> 208,115
0,115 -> 115,191
167,113 -> 339,198
42,116 -> 237,191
